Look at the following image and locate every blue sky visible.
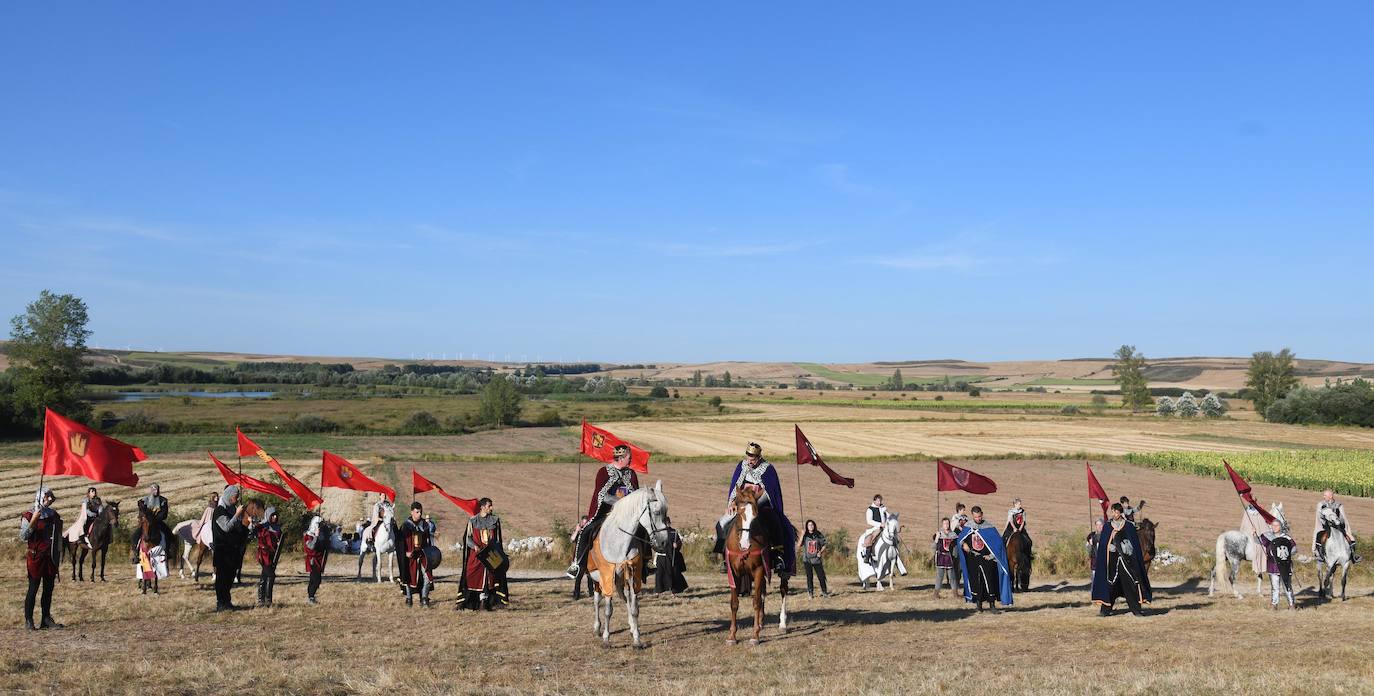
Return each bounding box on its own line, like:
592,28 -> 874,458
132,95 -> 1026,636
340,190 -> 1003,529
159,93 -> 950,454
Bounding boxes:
2,5 -> 1371,363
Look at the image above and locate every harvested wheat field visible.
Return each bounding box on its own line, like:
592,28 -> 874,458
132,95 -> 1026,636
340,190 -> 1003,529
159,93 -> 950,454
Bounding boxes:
3,562 -> 1374,694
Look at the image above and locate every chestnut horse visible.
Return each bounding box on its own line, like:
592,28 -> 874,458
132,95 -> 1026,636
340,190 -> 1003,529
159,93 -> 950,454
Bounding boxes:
724,484 -> 789,646
134,502 -> 167,595
66,501 -> 119,582
1004,528 -> 1033,593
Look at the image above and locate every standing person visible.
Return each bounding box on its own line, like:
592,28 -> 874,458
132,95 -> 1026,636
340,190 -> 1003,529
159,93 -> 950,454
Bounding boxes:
1086,517 -> 1104,571
933,517 -> 958,598
398,502 -> 434,607
654,520 -> 689,595
860,494 -> 889,564
255,507 -> 282,607
799,519 -> 830,598
211,485 -> 251,612
1091,503 -> 1151,617
1259,518 -> 1296,610
950,502 -> 968,589
957,506 -> 1012,612
1314,489 -> 1360,564
459,498 -> 509,610
20,488 -> 63,630
302,515 -> 329,605
567,445 -> 639,579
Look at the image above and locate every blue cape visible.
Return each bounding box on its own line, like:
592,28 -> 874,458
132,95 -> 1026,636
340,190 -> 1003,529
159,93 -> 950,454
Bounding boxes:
1091,521 -> 1152,605
727,459 -> 796,573
957,525 -> 1014,605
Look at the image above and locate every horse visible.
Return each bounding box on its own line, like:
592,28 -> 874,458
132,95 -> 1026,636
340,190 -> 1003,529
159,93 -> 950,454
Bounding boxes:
586,481 -> 671,649
173,517 -> 214,581
856,512 -> 905,590
358,504 -> 397,583
134,502 -> 168,595
1004,527 -> 1033,593
66,501 -> 119,582
1209,502 -> 1287,598
724,484 -> 789,646
1317,508 -> 1353,602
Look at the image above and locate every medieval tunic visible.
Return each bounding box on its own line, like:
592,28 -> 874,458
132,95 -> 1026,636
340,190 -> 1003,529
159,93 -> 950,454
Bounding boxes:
20,502 -> 62,627
934,530 -> 959,591
726,458 -> 796,573
1091,519 -> 1153,611
255,512 -> 283,605
398,517 -> 434,593
957,522 -> 1012,606
303,518 -> 329,600
461,513 -> 509,607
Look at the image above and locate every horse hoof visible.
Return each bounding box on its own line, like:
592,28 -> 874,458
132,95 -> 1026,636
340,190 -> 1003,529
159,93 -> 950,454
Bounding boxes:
633,642 -> 647,650
748,639 -> 760,646
726,639 -> 737,646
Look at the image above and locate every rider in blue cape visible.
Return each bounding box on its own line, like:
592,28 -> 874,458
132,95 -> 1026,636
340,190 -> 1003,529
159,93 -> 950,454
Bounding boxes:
1091,502 -> 1152,616
956,506 -> 1013,610
717,442 -> 795,576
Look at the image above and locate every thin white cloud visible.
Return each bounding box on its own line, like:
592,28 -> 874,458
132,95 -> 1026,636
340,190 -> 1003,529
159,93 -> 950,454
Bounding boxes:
650,241 -> 811,258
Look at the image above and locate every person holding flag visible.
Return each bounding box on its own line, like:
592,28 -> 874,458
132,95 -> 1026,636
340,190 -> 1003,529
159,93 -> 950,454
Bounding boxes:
20,487 -> 64,630
956,506 -> 1013,611
255,507 -> 283,607
211,485 -> 252,612
566,443 -> 639,579
1091,502 -> 1152,617
1258,517 -> 1297,610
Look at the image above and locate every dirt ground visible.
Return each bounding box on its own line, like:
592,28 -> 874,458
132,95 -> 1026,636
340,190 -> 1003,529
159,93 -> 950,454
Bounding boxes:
3,562 -> 1374,694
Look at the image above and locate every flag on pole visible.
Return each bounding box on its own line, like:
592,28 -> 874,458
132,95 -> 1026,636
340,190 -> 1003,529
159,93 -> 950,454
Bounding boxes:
936,459 -> 997,494
794,425 -> 854,488
42,408 -> 144,486
321,450 -> 396,502
412,470 -> 479,515
1224,460 -> 1276,525
580,420 -> 650,474
236,428 -> 323,510
210,451 -> 291,501
1086,462 -> 1109,516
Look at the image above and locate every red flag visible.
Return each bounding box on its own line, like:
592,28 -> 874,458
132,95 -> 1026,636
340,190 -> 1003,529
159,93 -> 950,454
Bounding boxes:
236,428 -> 323,510
1086,462 -> 1109,516
580,420 -> 650,474
321,451 -> 395,502
1224,460 -> 1276,525
794,425 -> 854,488
210,451 -> 291,502
936,459 -> 997,494
412,470 -> 479,516
42,408 -> 143,487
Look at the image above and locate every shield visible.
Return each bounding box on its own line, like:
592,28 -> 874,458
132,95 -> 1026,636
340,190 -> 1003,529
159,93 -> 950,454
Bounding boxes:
424,545 -> 442,570
477,544 -> 509,574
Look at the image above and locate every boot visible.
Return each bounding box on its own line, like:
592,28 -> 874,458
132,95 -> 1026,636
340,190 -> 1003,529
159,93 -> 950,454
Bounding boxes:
24,617 -> 36,631
770,546 -> 788,577
40,616 -> 63,629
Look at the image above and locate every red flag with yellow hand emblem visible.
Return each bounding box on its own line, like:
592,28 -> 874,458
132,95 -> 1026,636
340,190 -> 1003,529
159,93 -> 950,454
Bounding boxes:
41,408 -> 143,486
580,420 -> 650,473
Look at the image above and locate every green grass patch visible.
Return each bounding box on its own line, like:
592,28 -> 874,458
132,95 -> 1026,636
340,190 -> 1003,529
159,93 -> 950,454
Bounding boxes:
1124,449 -> 1374,498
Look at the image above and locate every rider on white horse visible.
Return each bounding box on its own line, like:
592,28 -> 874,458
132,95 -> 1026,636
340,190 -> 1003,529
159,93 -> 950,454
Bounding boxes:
1314,489 -> 1360,564
566,444 -> 639,579
365,499 -> 394,544
860,494 -> 889,564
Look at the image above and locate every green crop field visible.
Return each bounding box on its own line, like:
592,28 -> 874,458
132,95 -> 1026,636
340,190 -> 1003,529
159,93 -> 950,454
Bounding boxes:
1125,449 -> 1374,497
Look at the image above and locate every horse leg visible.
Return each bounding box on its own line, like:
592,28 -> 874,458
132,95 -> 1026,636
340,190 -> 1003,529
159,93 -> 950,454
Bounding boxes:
602,576 -> 615,645
778,575 -> 788,634
728,583 -> 740,645
99,546 -> 107,581
592,583 -> 603,637
1340,563 -> 1349,601
1229,560 -> 1242,599
627,570 -> 644,649
750,568 -> 765,645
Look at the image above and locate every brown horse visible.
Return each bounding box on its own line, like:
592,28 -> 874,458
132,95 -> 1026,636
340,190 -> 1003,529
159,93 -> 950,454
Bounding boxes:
67,501 -> 119,581
1004,528 -> 1033,592
724,485 -> 789,645
134,502 -> 165,595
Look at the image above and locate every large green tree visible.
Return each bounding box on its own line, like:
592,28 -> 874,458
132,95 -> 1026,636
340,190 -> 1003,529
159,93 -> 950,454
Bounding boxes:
5,290 -> 92,429
478,374 -> 523,426
1246,348 -> 1299,420
1112,344 -> 1153,411
889,369 -> 904,391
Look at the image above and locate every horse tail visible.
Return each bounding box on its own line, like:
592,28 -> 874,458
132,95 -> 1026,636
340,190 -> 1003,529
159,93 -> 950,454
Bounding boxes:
1212,533 -> 1233,595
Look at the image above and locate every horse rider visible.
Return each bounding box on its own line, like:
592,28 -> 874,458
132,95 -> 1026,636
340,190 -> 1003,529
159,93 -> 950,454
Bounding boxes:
1004,497 -> 1027,540
73,486 -> 102,549
860,494 -> 889,564
365,498 -> 393,545
20,487 -> 63,630
1091,502 -> 1151,617
255,506 -> 283,607
1119,496 -> 1137,523
565,444 -> 639,579
1314,489 -> 1360,564
399,501 -> 434,607
211,485 -> 252,612
717,442 -> 794,577
142,483 -> 174,562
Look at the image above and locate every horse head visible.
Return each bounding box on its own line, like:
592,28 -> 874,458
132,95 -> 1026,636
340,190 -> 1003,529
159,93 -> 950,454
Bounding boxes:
733,485 -> 763,550
105,501 -> 120,523
640,480 -> 671,553
1271,502 -> 1290,533
1137,518 -> 1157,564
884,512 -> 902,543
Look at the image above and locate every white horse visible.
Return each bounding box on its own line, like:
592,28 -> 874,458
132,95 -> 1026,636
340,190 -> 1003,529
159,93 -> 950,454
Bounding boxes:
857,512 -> 906,590
357,505 -> 397,583
588,482 -> 671,649
172,518 -> 214,581
1209,502 -> 1288,598
1317,508 -> 1353,602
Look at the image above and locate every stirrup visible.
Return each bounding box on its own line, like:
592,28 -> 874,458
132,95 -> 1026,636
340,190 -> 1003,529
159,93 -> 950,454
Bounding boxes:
565,564 -> 580,579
